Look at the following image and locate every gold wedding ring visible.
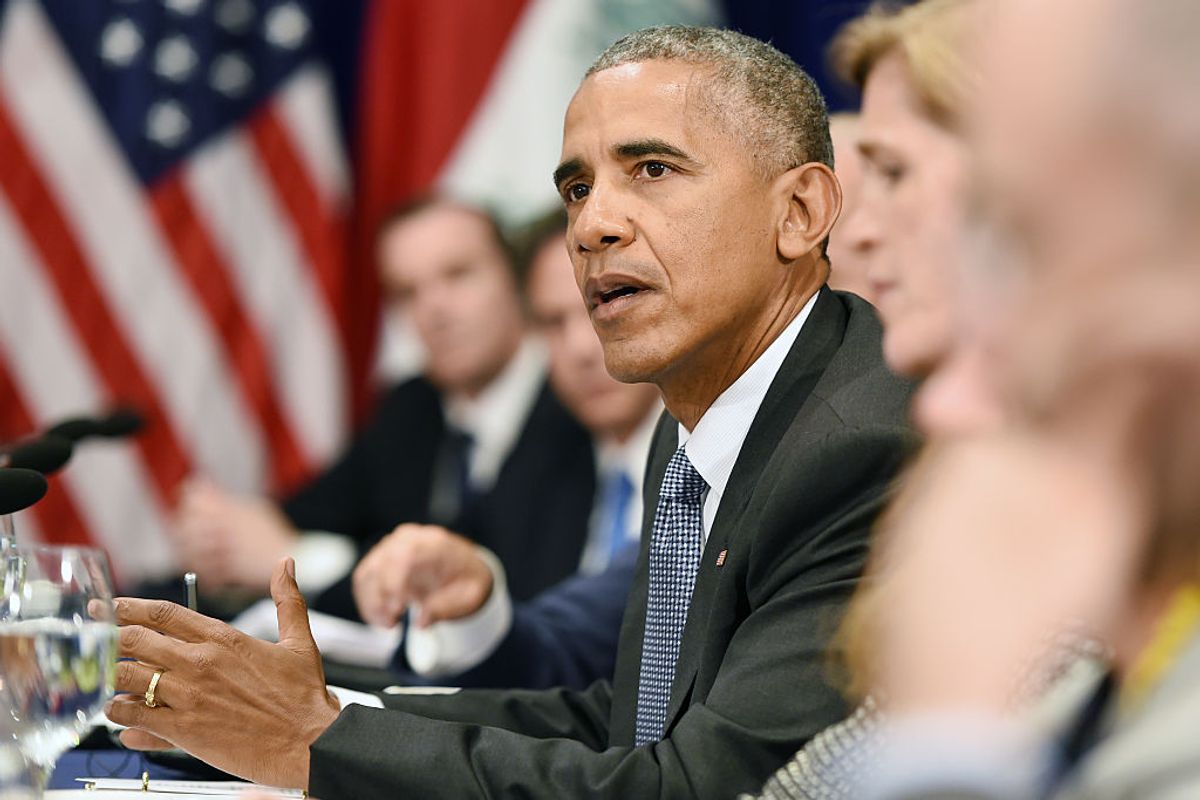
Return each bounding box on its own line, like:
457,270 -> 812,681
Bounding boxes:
144,668 -> 164,708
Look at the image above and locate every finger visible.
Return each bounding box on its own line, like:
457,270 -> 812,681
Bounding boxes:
271,557 -> 317,655
418,579 -> 490,627
119,728 -> 174,751
105,696 -> 177,737
353,560 -> 396,628
118,625 -> 190,667
115,598 -> 220,644
114,660 -> 188,710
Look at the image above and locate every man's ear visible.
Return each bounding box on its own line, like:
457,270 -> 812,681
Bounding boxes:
775,163 -> 842,261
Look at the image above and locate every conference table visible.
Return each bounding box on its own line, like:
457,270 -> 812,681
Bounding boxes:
46,736 -> 280,798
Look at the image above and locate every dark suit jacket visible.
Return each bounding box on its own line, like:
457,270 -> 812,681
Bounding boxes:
308,290 -> 917,798
394,540 -> 640,690
282,376 -> 596,611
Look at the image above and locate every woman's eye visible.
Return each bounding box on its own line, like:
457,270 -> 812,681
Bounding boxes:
880,163 -> 906,186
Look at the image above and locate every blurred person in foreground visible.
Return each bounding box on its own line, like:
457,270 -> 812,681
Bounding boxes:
104,26 -> 915,798
168,198 -> 596,615
825,112 -> 879,304
353,210 -> 662,690
840,0 -> 1200,796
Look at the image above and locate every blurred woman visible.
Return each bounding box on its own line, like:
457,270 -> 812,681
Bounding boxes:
833,0 -> 976,382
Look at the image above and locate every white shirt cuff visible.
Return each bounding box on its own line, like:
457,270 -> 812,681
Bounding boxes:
328,684 -> 384,710
291,532 -> 358,597
404,547 -> 513,677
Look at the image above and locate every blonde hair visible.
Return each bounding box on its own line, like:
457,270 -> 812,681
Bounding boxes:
830,0 -> 978,129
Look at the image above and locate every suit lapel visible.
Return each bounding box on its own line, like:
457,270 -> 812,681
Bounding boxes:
662,289 -> 849,730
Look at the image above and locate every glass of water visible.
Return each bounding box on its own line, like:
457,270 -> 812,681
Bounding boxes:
0,544 -> 117,795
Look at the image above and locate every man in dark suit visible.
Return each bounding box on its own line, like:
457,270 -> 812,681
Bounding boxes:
108,27 -> 914,798
169,198 -> 596,611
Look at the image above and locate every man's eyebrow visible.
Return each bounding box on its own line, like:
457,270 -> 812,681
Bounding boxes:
613,139 -> 695,163
553,158 -> 585,191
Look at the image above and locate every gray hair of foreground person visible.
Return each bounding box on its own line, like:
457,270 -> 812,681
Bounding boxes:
589,26 -> 835,178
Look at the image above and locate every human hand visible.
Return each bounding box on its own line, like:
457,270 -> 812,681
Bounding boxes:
106,558 -> 340,790
352,524 -> 494,628
171,478 -> 298,592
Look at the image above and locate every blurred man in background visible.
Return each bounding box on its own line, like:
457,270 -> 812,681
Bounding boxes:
170,198 -> 596,615
353,210 -> 663,689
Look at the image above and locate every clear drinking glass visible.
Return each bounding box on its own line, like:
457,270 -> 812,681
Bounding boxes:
0,544 -> 117,796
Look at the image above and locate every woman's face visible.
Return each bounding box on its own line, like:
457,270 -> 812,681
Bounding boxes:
848,51 -> 972,378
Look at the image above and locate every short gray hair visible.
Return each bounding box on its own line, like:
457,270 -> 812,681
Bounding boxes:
588,26 -> 834,177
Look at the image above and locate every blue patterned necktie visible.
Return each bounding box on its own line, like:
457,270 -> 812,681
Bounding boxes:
635,445 -> 708,745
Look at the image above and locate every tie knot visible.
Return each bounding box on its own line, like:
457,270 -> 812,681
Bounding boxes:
660,446 -> 707,501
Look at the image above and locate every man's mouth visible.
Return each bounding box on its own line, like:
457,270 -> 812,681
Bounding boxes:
599,285 -> 641,304
586,275 -> 652,312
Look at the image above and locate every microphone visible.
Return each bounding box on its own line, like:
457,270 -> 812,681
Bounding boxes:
3,435 -> 74,475
45,407 -> 145,442
0,468 -> 48,515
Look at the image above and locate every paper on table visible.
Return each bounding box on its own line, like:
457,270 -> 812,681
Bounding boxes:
70,777 -> 302,796
230,599 -> 403,668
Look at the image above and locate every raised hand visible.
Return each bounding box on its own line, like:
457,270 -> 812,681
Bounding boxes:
106,558 -> 340,790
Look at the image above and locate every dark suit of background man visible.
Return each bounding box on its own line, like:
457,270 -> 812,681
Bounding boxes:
108,27 -> 914,799
168,198 -> 596,614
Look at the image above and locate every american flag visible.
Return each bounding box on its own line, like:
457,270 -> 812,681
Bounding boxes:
0,0 -> 352,583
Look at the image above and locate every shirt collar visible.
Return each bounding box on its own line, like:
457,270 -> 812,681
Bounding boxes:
596,401 -> 663,495
444,337 -> 547,488
678,291 -> 819,503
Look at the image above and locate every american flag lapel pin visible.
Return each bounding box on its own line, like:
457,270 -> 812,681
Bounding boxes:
715,548 -> 728,567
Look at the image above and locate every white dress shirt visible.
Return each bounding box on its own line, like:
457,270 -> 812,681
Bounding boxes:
441,338 -> 548,491
404,292 -> 819,679
290,338 -> 547,598
679,291 -> 818,543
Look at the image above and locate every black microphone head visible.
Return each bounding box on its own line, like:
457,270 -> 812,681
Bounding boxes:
0,468 -> 48,515
96,407 -> 144,438
45,415 -> 104,442
6,435 -> 73,475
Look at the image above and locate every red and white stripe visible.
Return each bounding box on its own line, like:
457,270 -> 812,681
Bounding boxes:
0,0 -> 349,583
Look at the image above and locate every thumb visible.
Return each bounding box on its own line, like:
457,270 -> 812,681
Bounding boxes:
415,580 -> 489,627
271,557 -> 317,655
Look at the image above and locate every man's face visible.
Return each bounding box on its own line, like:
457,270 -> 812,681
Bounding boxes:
378,205 -> 525,396
527,234 -> 661,442
555,60 -> 793,389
